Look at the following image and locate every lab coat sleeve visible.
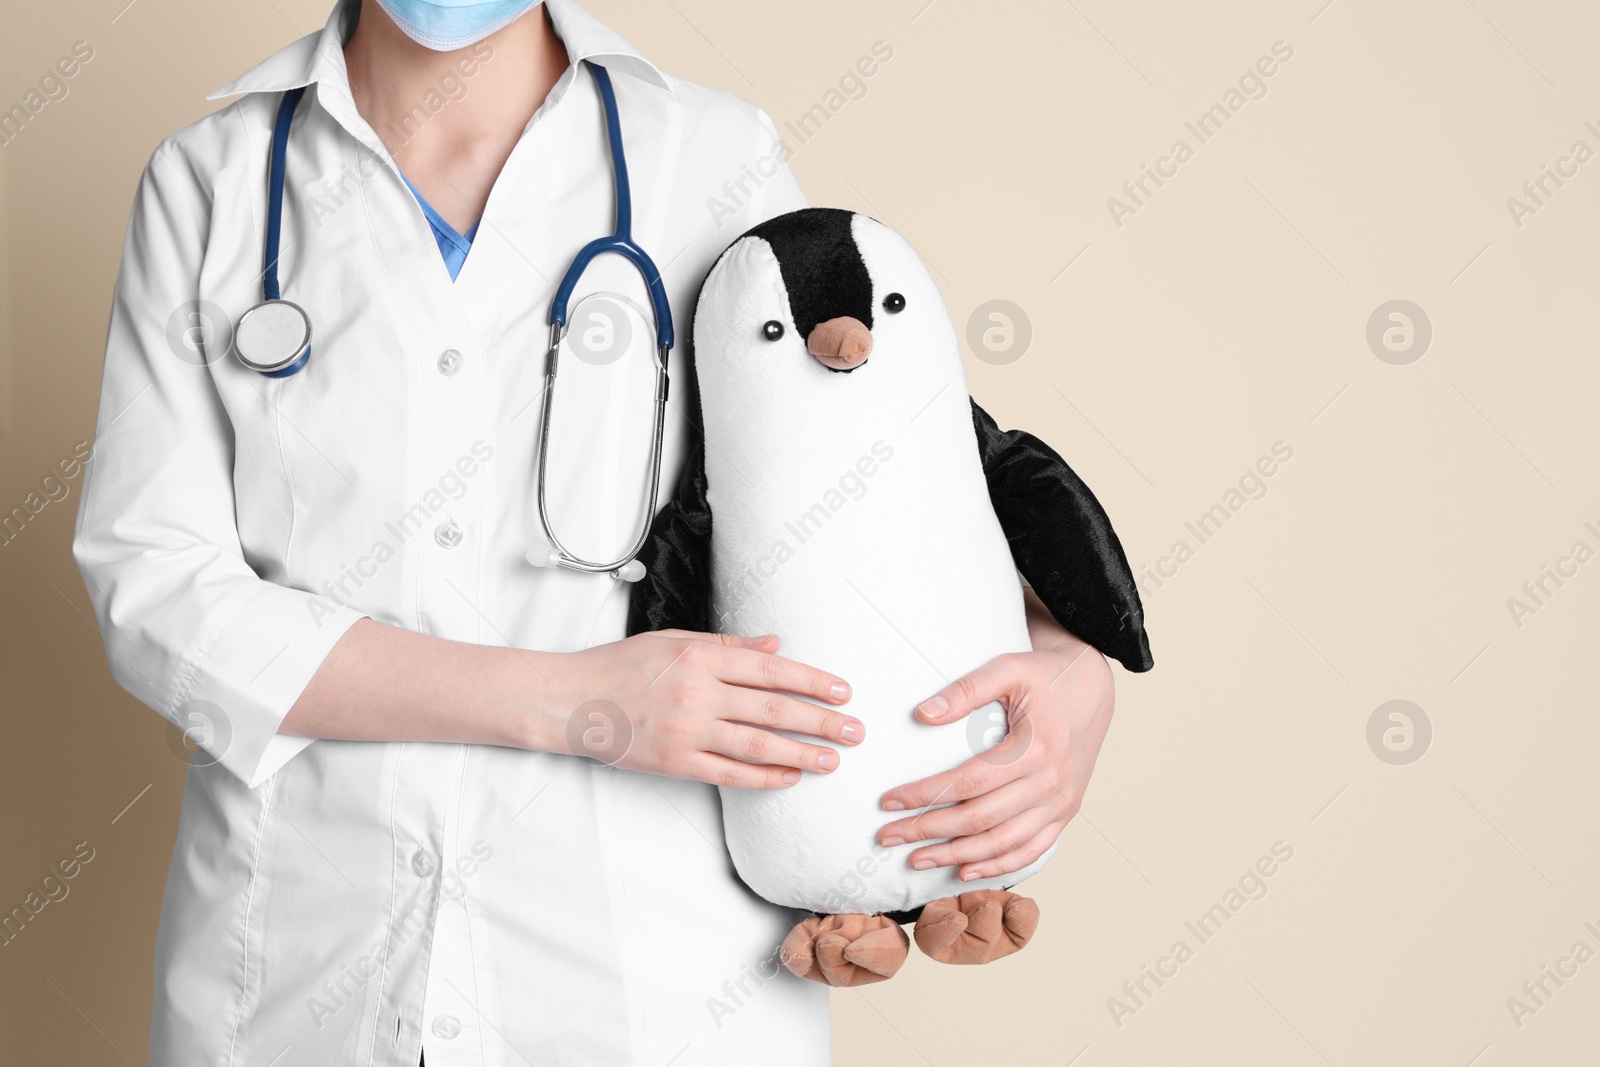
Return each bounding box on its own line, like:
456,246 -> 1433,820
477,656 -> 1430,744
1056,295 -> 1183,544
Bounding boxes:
73,142 -> 367,788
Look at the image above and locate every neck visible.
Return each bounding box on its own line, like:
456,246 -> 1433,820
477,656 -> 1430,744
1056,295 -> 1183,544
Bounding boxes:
344,0 -> 568,181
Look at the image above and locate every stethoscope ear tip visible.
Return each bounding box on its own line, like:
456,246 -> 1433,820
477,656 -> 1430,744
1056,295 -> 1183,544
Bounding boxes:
524,546 -> 646,583
526,546 -> 563,569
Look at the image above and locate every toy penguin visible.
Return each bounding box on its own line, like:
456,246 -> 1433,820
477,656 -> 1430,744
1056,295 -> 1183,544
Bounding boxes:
628,207 -> 1152,986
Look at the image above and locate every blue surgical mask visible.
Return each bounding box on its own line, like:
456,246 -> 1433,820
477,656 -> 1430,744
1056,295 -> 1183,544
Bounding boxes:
374,0 -> 545,52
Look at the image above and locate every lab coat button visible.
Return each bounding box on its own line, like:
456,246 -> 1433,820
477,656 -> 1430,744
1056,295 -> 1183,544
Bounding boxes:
437,349 -> 463,377
411,849 -> 436,877
434,520 -> 463,549
431,1015 -> 462,1040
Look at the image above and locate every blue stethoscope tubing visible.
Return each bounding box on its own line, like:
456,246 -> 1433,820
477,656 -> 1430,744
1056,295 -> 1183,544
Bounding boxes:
547,63 -> 674,350
232,84 -> 315,377
260,85 -> 311,376
243,62 -> 673,581
534,61 -> 673,582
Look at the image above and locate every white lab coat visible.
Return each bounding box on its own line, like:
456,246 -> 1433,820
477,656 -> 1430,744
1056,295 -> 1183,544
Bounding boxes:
72,1 -> 824,1063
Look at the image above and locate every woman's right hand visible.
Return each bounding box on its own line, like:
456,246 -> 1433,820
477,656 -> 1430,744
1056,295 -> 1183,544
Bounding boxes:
548,630 -> 863,789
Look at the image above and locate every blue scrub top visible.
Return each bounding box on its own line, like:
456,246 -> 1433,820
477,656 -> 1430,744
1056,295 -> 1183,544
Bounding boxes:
400,172 -> 479,281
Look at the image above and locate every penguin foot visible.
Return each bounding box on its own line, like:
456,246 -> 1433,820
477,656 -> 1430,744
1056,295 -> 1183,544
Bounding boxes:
780,913 -> 910,987
913,890 -> 1039,965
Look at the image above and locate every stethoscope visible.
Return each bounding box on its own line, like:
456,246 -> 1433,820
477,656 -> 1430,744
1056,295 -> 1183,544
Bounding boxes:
233,61 -> 673,582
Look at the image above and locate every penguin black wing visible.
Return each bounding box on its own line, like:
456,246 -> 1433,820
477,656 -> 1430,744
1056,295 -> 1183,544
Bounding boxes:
971,399 -> 1154,672
627,436 -> 714,636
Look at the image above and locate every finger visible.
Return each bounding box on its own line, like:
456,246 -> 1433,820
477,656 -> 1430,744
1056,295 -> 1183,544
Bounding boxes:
878,778 -> 1035,847
724,688 -> 864,747
715,632 -> 781,652
661,629 -> 780,652
906,808 -> 1060,873
686,753 -> 804,790
955,822 -> 1066,882
879,751 -> 1020,813
714,647 -> 852,706
913,654 -> 1019,724
710,722 -> 842,775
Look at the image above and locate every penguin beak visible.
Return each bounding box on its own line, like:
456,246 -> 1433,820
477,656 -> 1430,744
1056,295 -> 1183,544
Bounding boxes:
806,316 -> 873,371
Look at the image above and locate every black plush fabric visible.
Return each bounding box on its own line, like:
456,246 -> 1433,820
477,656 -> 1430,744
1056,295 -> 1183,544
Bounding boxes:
745,207 -> 874,340
971,399 -> 1153,673
627,437 -> 714,636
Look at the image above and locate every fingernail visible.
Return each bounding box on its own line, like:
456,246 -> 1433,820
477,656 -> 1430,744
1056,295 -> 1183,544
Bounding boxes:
828,683 -> 850,702
882,799 -> 904,811
912,859 -> 936,871
917,696 -> 949,720
782,769 -> 801,785
881,836 -> 904,848
839,720 -> 863,743
818,751 -> 839,772
961,869 -> 982,882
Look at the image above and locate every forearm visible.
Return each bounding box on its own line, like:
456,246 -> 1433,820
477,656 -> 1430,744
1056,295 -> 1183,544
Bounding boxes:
278,618 -> 565,751
279,620 -> 860,786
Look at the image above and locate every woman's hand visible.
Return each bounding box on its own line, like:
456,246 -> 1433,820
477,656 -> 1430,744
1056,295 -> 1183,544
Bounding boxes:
549,630 -> 864,789
876,616 -> 1115,883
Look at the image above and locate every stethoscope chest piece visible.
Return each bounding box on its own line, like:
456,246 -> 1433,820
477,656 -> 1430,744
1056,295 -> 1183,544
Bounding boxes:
234,299 -> 312,377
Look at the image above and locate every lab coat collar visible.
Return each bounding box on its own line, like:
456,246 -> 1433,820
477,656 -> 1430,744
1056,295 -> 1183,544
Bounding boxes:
207,0 -> 672,101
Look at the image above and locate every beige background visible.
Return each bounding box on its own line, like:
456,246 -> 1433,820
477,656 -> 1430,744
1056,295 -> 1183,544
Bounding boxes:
4,0 -> 1598,1063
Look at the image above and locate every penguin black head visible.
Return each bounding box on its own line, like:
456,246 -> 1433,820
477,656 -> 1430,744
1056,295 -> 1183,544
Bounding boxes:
694,208 -> 960,438
742,207 -> 879,372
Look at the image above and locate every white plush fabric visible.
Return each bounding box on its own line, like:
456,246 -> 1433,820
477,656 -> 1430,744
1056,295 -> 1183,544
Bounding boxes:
694,214 -> 1057,914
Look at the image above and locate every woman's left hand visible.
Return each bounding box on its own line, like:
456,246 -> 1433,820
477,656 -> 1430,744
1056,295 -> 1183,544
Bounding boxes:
876,612 -> 1115,883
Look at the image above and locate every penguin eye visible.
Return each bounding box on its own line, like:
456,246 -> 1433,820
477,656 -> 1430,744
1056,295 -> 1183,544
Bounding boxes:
761,320 -> 785,341
883,293 -> 906,314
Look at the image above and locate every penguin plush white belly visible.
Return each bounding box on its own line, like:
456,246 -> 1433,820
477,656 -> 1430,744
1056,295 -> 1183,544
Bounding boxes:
630,208 -> 1152,987
709,402 -> 1038,916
